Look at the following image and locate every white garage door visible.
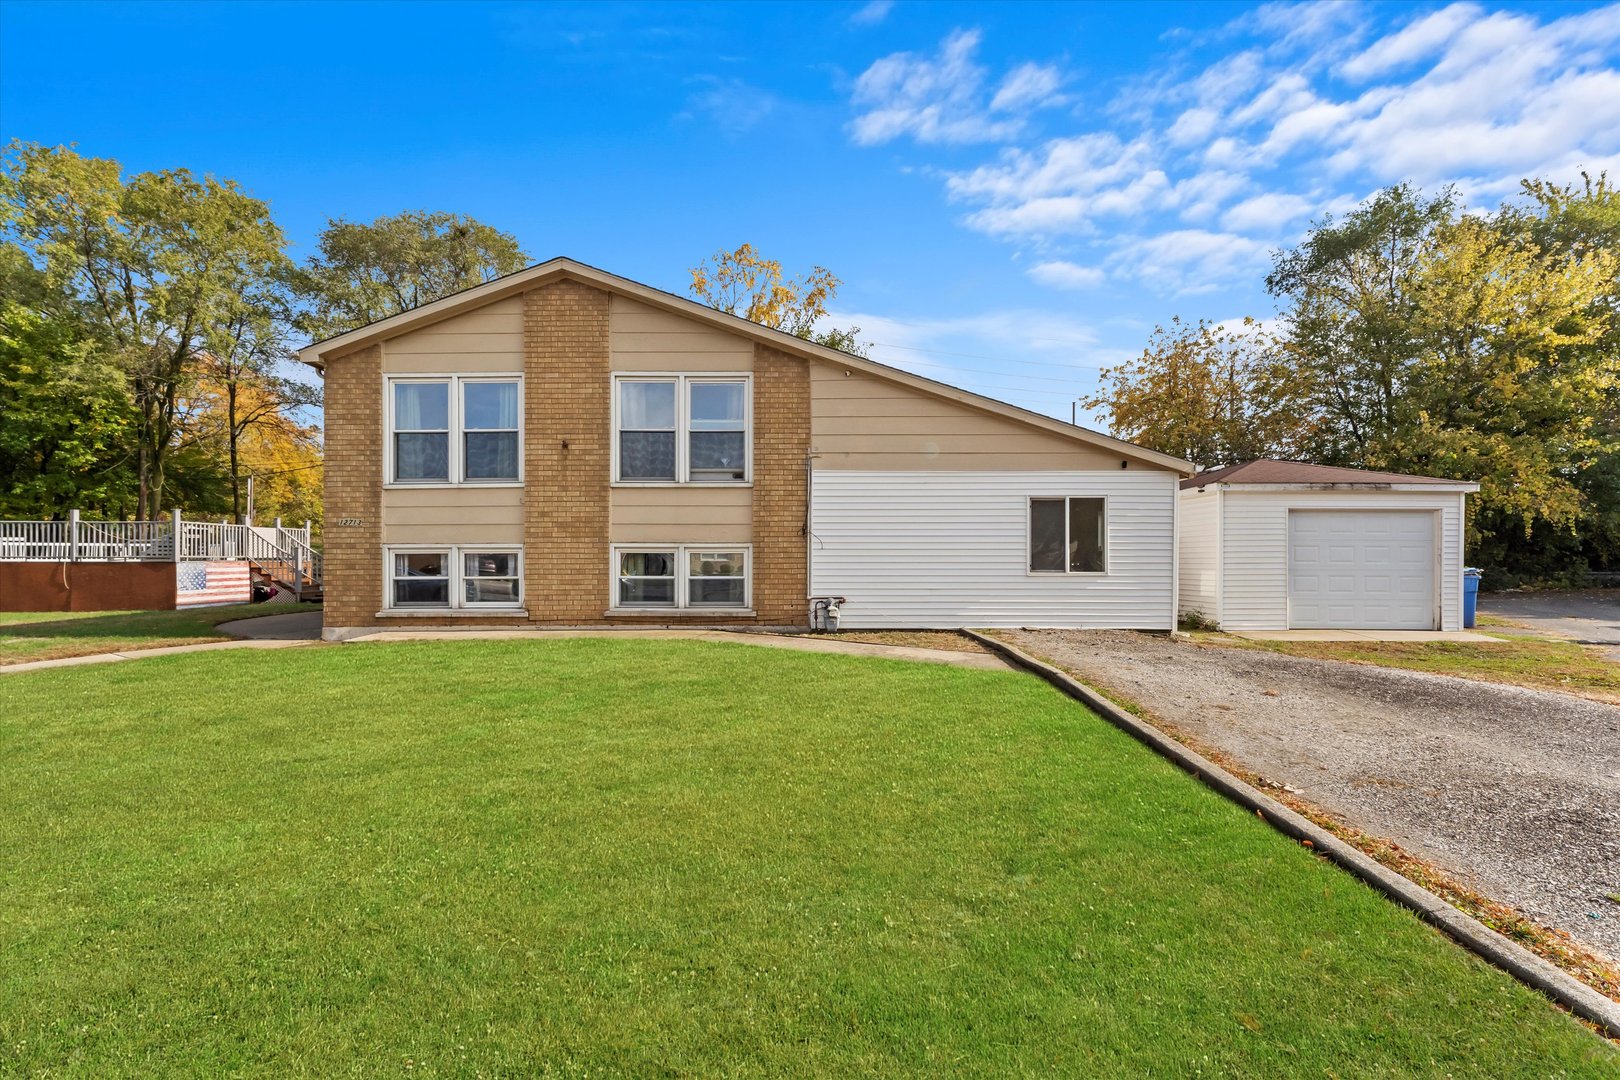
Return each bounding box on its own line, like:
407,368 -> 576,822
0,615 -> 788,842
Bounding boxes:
1288,510 -> 1435,629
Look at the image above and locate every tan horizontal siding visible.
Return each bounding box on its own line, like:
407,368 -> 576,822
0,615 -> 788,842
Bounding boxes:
609,295 -> 751,371
811,366 -> 1120,471
383,298 -> 523,374
609,485 -> 753,543
382,486 -> 524,542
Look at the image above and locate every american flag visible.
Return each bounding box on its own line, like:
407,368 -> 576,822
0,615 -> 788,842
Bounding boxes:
176,560 -> 252,607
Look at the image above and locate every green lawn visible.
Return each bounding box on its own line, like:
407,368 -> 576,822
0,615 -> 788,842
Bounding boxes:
0,640 -> 1610,1076
0,604 -> 317,665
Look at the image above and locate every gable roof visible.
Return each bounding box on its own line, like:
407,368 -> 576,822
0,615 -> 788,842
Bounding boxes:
1181,459 -> 1478,491
297,257 -> 1191,474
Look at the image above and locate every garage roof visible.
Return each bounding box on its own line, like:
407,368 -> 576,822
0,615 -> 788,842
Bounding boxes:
1181,459 -> 1478,491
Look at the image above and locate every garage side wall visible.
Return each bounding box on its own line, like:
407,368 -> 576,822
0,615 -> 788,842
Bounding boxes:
809,470 -> 1177,629
1177,488 -> 1220,623
1219,490 -> 1465,631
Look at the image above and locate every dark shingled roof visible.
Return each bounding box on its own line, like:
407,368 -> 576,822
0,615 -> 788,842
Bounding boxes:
1180,459 -> 1473,490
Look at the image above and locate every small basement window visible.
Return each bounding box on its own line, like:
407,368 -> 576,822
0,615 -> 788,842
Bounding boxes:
385,546 -> 523,610
617,550 -> 677,607
612,545 -> 751,611
392,550 -> 451,606
1029,497 -> 1106,574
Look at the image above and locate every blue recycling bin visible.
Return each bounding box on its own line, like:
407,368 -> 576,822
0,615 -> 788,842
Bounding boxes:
1462,568 -> 1482,628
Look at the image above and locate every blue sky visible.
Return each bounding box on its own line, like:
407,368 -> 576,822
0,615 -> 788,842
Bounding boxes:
3,0 -> 1617,428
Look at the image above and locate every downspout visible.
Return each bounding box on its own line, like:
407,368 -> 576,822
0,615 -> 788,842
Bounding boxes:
1213,484 -> 1224,630
1170,473 -> 1181,632
804,452 -> 816,622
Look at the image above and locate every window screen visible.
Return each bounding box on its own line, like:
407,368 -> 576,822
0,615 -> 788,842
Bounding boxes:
463,382 -> 519,481
393,382 -> 450,482
1029,499 -> 1066,572
1068,497 -> 1105,573
619,381 -> 678,481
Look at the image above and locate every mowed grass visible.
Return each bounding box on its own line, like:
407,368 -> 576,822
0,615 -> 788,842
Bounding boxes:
0,640 -> 1610,1077
1195,631 -> 1620,703
0,604 -> 316,665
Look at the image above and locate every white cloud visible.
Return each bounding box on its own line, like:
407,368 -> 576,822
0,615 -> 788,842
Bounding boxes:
1220,192 -> 1315,233
848,5 -> 1620,288
1107,230 -> 1273,294
1027,260 -> 1106,290
1166,106 -> 1219,146
990,62 -> 1066,111
1340,3 -> 1482,80
848,0 -> 894,28
848,29 -> 1016,145
679,77 -> 776,136
848,29 -> 1069,146
1169,169 -> 1250,223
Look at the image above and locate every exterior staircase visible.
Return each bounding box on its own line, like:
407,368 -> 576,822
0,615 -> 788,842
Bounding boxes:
244,525 -> 324,602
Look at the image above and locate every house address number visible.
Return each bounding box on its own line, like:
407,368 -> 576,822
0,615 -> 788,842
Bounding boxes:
337,518 -> 365,527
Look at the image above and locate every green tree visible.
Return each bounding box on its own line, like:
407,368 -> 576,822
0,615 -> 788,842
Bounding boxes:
201,262 -> 319,519
300,210 -> 529,337
1081,317 -> 1307,467
1267,181 -> 1617,576
1265,183 -> 1458,464
689,243 -> 869,356
0,142 -> 294,518
0,248 -> 136,516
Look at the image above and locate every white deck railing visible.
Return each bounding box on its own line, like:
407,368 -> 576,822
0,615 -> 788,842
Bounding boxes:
0,512 -> 321,595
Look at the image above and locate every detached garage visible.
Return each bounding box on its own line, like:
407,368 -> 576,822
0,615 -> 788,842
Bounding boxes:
1177,460 -> 1479,632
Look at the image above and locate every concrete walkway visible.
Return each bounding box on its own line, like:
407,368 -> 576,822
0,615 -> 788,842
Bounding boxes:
0,637 -> 312,675
1230,629 -> 1503,643
341,627 -> 1013,670
216,610 -> 324,640
2,612 -> 1007,675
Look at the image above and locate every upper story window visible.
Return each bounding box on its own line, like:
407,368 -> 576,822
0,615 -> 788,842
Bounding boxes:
1029,496 -> 1107,574
614,374 -> 750,484
387,376 -> 521,485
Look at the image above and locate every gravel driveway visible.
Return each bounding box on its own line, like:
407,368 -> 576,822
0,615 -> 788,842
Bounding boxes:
1002,629 -> 1620,962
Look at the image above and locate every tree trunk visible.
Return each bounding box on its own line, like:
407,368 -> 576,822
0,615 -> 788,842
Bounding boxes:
228,381 -> 241,519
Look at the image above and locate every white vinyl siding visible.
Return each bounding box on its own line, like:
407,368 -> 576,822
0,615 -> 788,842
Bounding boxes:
1217,490 -> 1466,632
1177,487 -> 1221,623
810,470 -> 1177,629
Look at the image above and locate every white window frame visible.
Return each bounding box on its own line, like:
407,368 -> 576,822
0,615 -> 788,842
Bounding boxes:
384,374 -> 524,488
382,545 -> 525,611
608,544 -> 752,613
610,373 -> 752,487
1026,495 -> 1109,576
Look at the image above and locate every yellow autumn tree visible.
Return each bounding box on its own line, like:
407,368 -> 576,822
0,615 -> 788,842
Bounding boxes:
1081,317 -> 1311,467
689,243 -> 868,355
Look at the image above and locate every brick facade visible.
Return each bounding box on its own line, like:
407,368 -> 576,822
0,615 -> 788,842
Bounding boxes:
523,281 -> 613,622
321,344 -> 382,630
750,345 -> 811,624
320,278 -> 814,631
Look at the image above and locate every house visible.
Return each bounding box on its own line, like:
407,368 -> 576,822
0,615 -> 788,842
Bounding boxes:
297,258 -> 1192,637
1177,460 -> 1480,632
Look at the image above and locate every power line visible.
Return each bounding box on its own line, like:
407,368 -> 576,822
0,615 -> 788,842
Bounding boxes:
870,341 -> 1109,371
880,355 -> 1102,387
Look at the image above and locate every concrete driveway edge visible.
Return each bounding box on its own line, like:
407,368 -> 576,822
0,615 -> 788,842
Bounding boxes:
963,629 -> 1620,1038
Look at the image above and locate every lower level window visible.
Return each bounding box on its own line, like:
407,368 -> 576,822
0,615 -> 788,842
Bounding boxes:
393,552 -> 450,606
614,546 -> 750,609
1029,497 -> 1106,573
387,546 -> 523,609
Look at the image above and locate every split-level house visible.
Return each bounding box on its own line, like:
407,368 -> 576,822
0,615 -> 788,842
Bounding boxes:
299,259 -> 1193,638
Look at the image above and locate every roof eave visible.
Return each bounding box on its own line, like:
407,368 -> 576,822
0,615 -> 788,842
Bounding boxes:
1194,481 -> 1480,493
298,257 -> 1194,475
